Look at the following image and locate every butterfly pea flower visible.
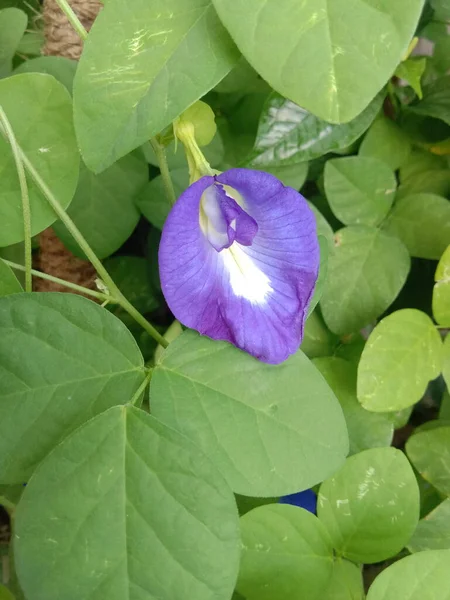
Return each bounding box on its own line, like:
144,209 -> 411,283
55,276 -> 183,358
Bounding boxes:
159,168 -> 319,364
279,489 -> 317,514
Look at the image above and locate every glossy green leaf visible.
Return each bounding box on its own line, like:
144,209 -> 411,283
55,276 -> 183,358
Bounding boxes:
103,256 -> 159,314
320,226 -> 410,335
53,154 -> 147,259
318,447 -> 420,564
314,358 -> 393,455
300,311 -> 337,359
0,259 -> 22,296
408,498 -> 450,552
74,0 -> 239,172
359,117 -> 411,170
366,550 -> 450,600
395,57 -> 426,99
14,406 -> 240,600
237,504 -> 334,600
307,235 -> 329,317
0,293 -> 145,483
384,193 -> 450,260
137,168 -> 189,230
357,309 -> 442,413
151,330 -> 349,496
406,426 -> 450,496
433,245 -> 450,327
322,560 -> 364,600
324,156 -> 396,226
212,0 -> 423,123
409,76 -> 450,125
0,8 -> 26,77
0,73 -> 79,247
14,56 -> 77,94
247,92 -> 383,167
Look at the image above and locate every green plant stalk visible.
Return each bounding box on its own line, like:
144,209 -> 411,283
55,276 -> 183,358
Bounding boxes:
150,137 -> 177,206
54,0 -> 88,40
2,259 -> 111,302
0,495 -> 15,517
0,108 -> 32,292
0,127 -> 168,348
129,369 -> 153,406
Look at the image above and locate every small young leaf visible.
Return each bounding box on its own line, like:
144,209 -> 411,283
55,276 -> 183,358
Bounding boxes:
357,309 -> 442,412
408,498 -> 450,553
0,7 -> 27,77
324,156 -> 396,226
395,57 -> 426,99
0,259 -> 22,296
14,406 -> 240,600
53,154 -> 147,259
322,559 -> 364,600
14,56 -> 77,94
317,447 -> 420,564
150,330 -> 349,496
212,0 -> 423,123
366,550 -> 450,600
247,92 -> 383,167
320,226 -> 410,335
74,0 -> 239,172
384,193 -> 450,260
237,504 -> 334,600
314,357 -> 393,455
409,76 -> 450,125
0,293 -> 145,483
0,73 -> 79,247
359,117 -> 411,171
433,246 -> 450,327
406,426 -> 450,496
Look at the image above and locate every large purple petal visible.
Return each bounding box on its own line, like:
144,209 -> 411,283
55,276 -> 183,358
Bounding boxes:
159,169 -> 319,364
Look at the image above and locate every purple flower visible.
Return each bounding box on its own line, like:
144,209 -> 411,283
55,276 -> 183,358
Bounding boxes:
159,168 -> 319,364
279,489 -> 317,514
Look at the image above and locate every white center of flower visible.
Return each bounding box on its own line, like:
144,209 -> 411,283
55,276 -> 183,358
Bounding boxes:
221,243 -> 273,304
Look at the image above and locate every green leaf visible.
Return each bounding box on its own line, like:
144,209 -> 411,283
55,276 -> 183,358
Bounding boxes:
0,259 -> 22,296
366,550 -> 450,600
324,156 -> 396,226
400,148 -> 448,181
443,330 -> 450,392
307,235 -> 329,317
212,0 -> 423,123
359,117 -> 411,171
247,92 -> 383,167
314,358 -> 393,455
151,330 -> 349,496
14,56 -> 77,94
16,29 -> 43,57
433,245 -> 450,327
0,8 -> 26,77
320,226 -> 410,335
357,309 -> 442,413
395,57 -> 426,99
300,311 -> 337,359
14,405 -> 240,600
317,447 -> 420,564
0,293 -> 145,483
406,426 -> 450,496
431,0 -> 450,18
53,154 -> 147,259
322,560 -> 364,600
409,76 -> 450,125
396,169 -> 450,200
309,203 -> 334,248
408,498 -> 450,552
384,193 -> 450,260
137,168 -> 188,230
256,162 -> 308,189
74,0 -> 239,172
0,585 -> 15,600
103,256 -> 160,314
334,336 -> 366,368
0,73 -> 79,247
237,504 -> 334,600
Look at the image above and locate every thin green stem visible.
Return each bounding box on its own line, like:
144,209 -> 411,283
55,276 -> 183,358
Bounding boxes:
54,0 -> 88,40
3,259 -> 111,302
0,496 -> 16,516
0,108 -> 32,292
150,137 -> 177,206
0,126 -> 168,348
129,369 -> 153,406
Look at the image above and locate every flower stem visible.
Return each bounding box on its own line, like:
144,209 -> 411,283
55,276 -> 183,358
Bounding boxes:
150,137 -> 177,206
54,0 -> 88,40
3,259 -> 111,302
0,127 -> 168,349
0,107 -> 32,292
